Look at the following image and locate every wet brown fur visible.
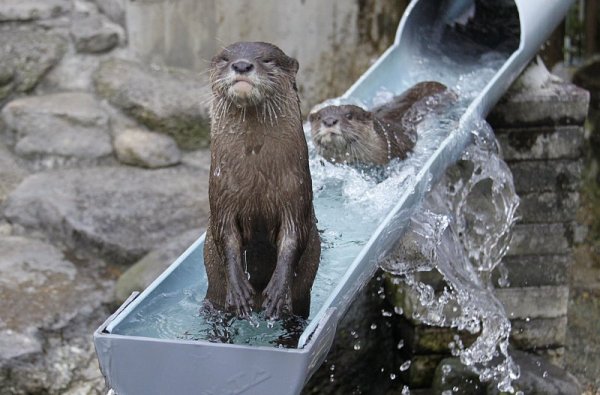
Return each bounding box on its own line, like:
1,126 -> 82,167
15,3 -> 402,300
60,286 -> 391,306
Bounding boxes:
310,81 -> 452,165
204,42 -> 320,319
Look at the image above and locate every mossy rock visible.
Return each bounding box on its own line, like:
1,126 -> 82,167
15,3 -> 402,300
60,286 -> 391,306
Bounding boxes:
94,58 -> 211,149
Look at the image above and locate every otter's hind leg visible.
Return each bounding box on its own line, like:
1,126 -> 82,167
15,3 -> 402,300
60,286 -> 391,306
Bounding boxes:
292,221 -> 321,318
203,222 -> 227,311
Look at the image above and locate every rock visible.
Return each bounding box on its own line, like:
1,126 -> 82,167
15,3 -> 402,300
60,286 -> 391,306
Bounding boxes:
494,286 -> 568,320
40,52 -> 103,92
0,27 -> 67,100
181,149 -> 212,169
0,142 -> 28,204
1,93 -> 113,167
71,12 -> 124,53
303,273 -> 397,395
94,0 -> 126,28
94,58 -> 211,149
114,128 -> 181,168
0,0 -> 69,22
0,235 -> 110,395
487,350 -> 582,395
4,165 -> 210,264
432,358 -> 485,395
115,228 -> 203,303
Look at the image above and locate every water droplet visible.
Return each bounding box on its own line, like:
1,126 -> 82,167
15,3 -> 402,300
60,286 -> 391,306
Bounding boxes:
389,373 -> 396,380
399,360 -> 411,371
370,323 -> 377,330
394,306 -> 404,315
353,343 -> 361,351
396,340 -> 404,350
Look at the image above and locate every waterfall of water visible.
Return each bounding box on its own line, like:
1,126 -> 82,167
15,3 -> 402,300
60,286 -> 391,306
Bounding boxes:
381,120 -> 521,392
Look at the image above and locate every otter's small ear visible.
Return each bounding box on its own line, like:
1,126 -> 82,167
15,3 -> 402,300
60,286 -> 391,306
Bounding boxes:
308,112 -> 315,122
289,57 -> 299,74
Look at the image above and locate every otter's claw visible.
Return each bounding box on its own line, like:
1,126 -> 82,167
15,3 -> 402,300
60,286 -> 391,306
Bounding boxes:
226,276 -> 255,316
262,281 -> 292,319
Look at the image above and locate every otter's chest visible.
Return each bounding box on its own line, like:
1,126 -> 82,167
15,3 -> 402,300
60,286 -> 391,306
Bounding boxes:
211,133 -> 307,201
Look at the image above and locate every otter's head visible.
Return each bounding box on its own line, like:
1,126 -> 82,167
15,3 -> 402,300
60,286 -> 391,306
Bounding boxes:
209,42 -> 299,109
309,104 -> 380,164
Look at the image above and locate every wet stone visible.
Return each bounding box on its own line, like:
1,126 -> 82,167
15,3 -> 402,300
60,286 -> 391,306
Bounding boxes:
508,160 -> 583,194
493,255 -> 570,288
302,274 -> 397,395
508,222 -> 574,256
432,358 -> 485,395
1,93 -> 113,167
487,350 -> 582,395
516,191 -> 579,224
3,165 -> 210,265
114,128 -> 182,168
510,316 -> 568,349
94,58 -> 211,149
494,286 -> 569,320
495,126 -> 584,161
394,315 -> 476,355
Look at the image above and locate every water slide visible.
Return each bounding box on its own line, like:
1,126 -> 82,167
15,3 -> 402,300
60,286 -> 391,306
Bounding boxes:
94,1 -> 574,394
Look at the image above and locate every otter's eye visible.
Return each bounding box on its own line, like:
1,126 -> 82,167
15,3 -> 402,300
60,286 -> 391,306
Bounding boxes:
345,113 -> 353,120
219,56 -> 229,63
262,58 -> 275,65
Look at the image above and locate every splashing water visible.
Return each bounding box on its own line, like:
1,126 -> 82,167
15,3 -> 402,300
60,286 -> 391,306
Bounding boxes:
381,122 -> 520,392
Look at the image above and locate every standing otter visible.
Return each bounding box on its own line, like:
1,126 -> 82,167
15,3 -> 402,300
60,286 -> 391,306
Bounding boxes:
203,42 -> 320,319
309,81 -> 452,165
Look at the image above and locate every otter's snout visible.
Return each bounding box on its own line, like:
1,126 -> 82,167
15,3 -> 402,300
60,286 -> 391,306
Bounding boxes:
232,60 -> 254,74
322,116 -> 339,127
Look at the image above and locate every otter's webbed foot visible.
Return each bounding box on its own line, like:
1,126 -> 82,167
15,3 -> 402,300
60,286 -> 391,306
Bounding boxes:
262,279 -> 292,319
226,275 -> 255,317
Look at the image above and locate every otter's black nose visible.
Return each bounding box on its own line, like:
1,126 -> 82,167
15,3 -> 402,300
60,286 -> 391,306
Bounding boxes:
232,60 -> 254,74
322,116 -> 339,127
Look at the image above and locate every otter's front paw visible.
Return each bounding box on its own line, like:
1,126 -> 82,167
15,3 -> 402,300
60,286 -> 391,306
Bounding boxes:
262,280 -> 292,319
226,276 -> 255,316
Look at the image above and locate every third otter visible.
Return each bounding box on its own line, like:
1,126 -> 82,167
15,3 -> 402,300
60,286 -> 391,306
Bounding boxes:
309,81 -> 453,165
203,42 -> 320,319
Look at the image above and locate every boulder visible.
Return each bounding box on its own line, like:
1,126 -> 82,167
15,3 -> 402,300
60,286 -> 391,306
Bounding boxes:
0,0 -> 69,22
94,58 -> 211,149
0,27 -> 67,100
3,165 -> 210,264
0,236 -> 110,394
1,92 -> 113,167
71,12 -> 124,53
114,128 -> 181,168
115,228 -> 204,303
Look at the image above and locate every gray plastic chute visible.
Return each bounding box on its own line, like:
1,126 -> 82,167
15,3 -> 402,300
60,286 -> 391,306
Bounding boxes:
94,1 -> 574,394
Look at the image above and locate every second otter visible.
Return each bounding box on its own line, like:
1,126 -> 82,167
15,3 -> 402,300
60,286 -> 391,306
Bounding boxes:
309,81 -> 452,165
204,42 -> 320,319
